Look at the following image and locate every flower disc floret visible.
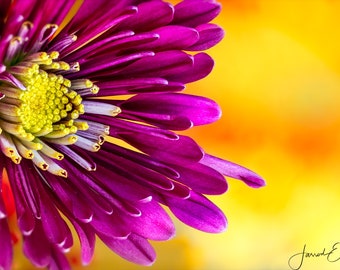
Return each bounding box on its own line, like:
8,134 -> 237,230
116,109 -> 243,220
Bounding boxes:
0,51 -> 94,175
1,52 -> 84,141
19,70 -> 73,134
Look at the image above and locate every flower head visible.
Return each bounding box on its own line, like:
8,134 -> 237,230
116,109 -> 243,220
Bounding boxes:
0,0 -> 265,269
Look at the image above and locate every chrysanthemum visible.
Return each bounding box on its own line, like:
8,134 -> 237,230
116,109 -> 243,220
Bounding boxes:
0,0 -> 265,269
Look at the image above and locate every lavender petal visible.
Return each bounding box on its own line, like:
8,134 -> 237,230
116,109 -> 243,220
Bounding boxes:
201,154 -> 266,188
166,191 -> 227,233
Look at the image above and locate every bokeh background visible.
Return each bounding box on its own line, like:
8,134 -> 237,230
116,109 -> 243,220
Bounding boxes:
14,0 -> 340,269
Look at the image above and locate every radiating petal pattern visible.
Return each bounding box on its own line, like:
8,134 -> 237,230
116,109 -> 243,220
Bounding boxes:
0,0 -> 265,269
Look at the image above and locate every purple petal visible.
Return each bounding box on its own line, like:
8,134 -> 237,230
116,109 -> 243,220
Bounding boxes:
173,0 -> 222,27
126,200 -> 175,241
120,93 -> 221,127
102,143 -> 180,180
0,218 -> 12,270
167,52 -> 215,83
0,71 -> 26,89
174,162 -> 228,195
153,180 -> 191,201
117,1 -> 174,32
26,172 -> 74,250
0,0 -> 11,30
94,78 -> 184,96
98,233 -> 156,266
11,0 -> 76,52
115,50 -> 193,79
17,209 -> 36,236
56,144 -> 96,171
42,173 -> 94,223
62,30 -> 136,63
23,221 -> 51,268
166,191 -> 227,233
63,163 -> 119,215
131,25 -> 199,51
72,222 -> 96,265
91,209 -> 131,239
93,154 -> 175,193
57,2 -> 137,57
92,164 -> 153,202
0,196 -> 12,270
5,162 -> 37,235
116,132 -> 204,165
48,248 -> 71,270
39,193 -> 73,247
0,1 -> 34,43
68,51 -> 155,79
85,115 -> 203,163
116,110 -> 193,130
188,23 -> 224,51
201,154 -> 266,188
63,0 -> 131,29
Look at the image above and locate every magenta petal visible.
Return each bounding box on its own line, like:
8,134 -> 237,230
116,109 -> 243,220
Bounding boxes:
131,25 -> 199,51
92,164 -> 154,202
201,154 -> 266,188
68,51 -> 155,79
0,71 -> 26,89
120,93 -> 221,126
0,202 -> 12,270
5,163 -> 37,235
94,78 -> 184,96
72,222 -> 96,265
58,3 -> 137,57
127,200 -> 175,241
174,162 -> 228,195
91,209 -> 131,239
116,50 -> 193,79
0,0 -> 11,34
117,1 -> 174,32
98,233 -> 156,266
48,249 -> 71,270
166,191 -> 227,233
40,172 -> 94,223
117,132 -> 204,165
102,142 -> 180,180
23,221 -> 51,268
154,180 -> 191,201
18,210 -> 36,236
188,23 -> 224,51
39,194 -> 73,247
167,52 -> 215,83
173,0 -> 221,27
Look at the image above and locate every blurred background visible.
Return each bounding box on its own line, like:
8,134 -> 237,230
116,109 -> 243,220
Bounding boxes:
15,0 -> 340,269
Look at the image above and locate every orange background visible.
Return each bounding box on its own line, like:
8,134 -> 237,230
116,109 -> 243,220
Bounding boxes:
15,0 -> 340,269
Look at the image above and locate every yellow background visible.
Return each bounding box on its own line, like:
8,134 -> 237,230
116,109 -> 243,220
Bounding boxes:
15,0 -> 340,269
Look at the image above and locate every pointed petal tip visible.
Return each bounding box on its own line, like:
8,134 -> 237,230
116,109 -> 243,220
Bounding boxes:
143,258 -> 156,267
167,191 -> 228,233
201,154 -> 266,188
241,172 -> 266,188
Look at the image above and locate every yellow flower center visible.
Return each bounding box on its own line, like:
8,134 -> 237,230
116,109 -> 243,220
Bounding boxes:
0,50 -> 116,177
17,66 -> 82,137
0,51 -> 85,142
0,51 -> 94,176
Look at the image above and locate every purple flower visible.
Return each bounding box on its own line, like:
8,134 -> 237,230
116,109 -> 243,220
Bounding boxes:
0,0 -> 265,269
